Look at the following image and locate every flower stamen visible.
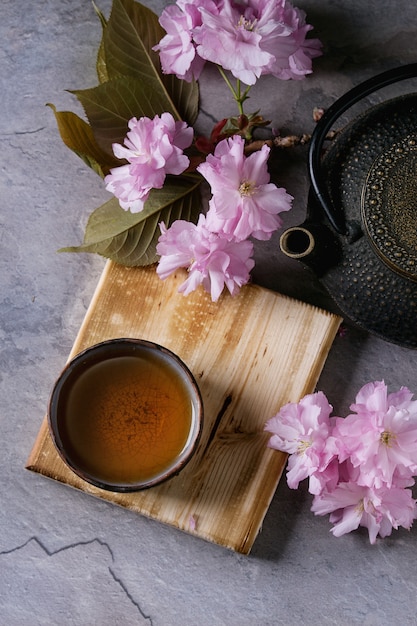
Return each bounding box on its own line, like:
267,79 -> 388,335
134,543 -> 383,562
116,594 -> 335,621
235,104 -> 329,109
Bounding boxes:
380,430 -> 396,447
355,499 -> 365,515
238,180 -> 255,196
297,439 -> 311,455
237,16 -> 258,32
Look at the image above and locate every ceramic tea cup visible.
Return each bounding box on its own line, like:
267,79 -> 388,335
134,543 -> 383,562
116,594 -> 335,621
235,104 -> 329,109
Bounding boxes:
48,338 -> 203,491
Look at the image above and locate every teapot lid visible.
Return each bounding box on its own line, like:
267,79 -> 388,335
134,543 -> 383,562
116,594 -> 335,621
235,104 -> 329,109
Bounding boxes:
362,134 -> 417,282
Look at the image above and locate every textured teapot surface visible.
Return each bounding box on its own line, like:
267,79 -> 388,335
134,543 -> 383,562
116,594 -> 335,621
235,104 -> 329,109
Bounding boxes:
281,93 -> 417,348
362,133 -> 417,282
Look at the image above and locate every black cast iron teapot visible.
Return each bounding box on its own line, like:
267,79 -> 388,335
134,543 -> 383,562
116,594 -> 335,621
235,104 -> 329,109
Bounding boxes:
280,63 -> 417,348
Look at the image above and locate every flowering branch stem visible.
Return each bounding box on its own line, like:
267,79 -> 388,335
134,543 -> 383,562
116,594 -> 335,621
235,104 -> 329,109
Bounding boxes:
217,66 -> 251,115
244,129 -> 340,155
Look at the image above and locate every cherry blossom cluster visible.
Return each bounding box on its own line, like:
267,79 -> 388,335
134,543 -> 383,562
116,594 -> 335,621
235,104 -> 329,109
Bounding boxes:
104,113 -> 193,213
265,381 -> 417,543
104,115 -> 293,301
154,0 -> 322,85
104,0 -> 323,300
156,134 -> 293,300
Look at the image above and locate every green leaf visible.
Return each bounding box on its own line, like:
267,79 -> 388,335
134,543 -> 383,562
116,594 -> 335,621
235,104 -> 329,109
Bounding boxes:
59,176 -> 202,266
92,1 -> 107,29
70,75 -> 179,155
161,74 -> 199,128
93,2 -> 109,84
103,0 -> 163,83
96,40 -> 109,85
102,0 -> 199,125
46,104 -> 120,176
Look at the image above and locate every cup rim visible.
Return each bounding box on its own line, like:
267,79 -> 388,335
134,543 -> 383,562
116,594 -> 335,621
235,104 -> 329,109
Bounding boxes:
48,338 -> 203,492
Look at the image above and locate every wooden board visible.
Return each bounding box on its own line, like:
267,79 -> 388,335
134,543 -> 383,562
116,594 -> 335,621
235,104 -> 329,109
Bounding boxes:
26,261 -> 341,553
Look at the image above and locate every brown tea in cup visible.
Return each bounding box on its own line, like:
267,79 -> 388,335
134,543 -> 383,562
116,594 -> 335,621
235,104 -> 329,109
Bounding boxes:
48,339 -> 203,491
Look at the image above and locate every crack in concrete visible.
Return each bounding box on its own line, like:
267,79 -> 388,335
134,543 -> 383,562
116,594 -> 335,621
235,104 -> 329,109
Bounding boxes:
1,127 -> 46,136
0,536 -> 112,558
198,107 -> 218,125
0,537 -> 154,625
109,567 -> 154,626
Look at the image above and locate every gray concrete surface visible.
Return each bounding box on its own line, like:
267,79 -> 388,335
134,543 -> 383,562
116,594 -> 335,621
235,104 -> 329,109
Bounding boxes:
2,0 -> 417,624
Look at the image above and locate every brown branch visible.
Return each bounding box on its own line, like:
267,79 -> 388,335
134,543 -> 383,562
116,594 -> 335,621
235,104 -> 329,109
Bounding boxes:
244,130 -> 339,155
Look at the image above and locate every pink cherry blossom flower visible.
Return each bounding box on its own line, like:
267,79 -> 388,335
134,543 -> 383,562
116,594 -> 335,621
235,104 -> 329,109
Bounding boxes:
266,381 -> 417,543
273,3 -> 323,80
104,113 -> 193,213
198,135 -> 293,241
193,0 -> 321,85
311,481 -> 417,544
333,381 -> 417,489
154,0 -> 221,82
193,0 -> 282,85
156,215 -> 255,301
265,392 -> 335,494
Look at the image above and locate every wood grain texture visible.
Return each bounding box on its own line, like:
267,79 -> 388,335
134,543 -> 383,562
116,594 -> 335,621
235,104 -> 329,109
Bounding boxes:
26,261 -> 341,553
